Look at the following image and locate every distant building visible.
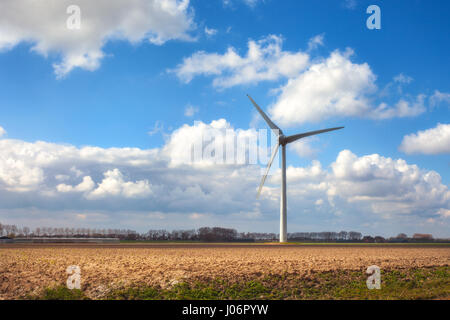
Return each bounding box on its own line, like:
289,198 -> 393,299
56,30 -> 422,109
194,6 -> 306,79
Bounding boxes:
412,233 -> 433,240
0,236 -> 13,243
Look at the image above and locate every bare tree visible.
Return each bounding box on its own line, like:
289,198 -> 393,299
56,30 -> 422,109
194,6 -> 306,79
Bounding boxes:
338,231 -> 348,241
23,226 -> 30,237
348,231 -> 362,241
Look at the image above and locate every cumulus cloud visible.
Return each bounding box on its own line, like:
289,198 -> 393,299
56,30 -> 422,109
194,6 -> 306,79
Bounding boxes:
87,169 -> 152,199
282,161 -> 325,183
288,139 -> 318,158
174,35 -> 432,126
269,49 -> 427,126
57,176 -> 95,193
0,138 -> 158,192
163,118 -> 275,168
0,158 -> 44,192
437,208 -> 450,218
172,35 -> 309,88
0,0 -> 195,78
327,150 -> 450,216
266,149 -> 450,224
269,49 -> 375,125
0,126 -> 6,138
0,120 -> 448,235
399,123 -> 450,155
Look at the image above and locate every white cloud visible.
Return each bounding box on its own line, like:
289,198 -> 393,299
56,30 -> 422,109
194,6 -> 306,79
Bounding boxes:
307,34 -> 325,51
204,26 -> 218,37
55,174 -> 70,182
381,73 -> 414,96
162,118 -> 277,170
57,176 -> 95,193
269,49 -> 376,125
87,169 -> 152,199
315,199 -> 324,206
0,0 -> 195,78
288,139 -> 318,158
0,121 -> 448,236
184,104 -> 199,117
399,123 -> 450,155
0,159 -> 44,192
393,73 -> 413,84
172,35 -> 309,88
164,119 -> 248,167
70,166 -> 83,177
148,121 -> 165,136
76,214 -> 87,220
269,49 -> 427,126
437,208 -> 450,218
174,35 -> 431,125
285,160 -> 325,183
189,213 -> 206,219
0,126 -> 6,138
0,138 -> 158,192
328,150 -> 450,217
430,90 -> 450,107
268,149 -> 450,221
370,94 -> 426,119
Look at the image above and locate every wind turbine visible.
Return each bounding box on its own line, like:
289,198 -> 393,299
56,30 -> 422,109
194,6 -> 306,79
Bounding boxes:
247,94 -> 344,243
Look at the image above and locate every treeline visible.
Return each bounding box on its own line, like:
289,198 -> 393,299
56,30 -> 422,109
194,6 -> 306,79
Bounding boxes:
288,231 -> 363,241
0,222 -> 447,243
0,223 -> 138,240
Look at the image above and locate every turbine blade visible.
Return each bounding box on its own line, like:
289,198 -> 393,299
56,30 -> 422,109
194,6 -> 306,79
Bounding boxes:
257,143 -> 280,197
247,94 -> 282,135
285,126 -> 344,144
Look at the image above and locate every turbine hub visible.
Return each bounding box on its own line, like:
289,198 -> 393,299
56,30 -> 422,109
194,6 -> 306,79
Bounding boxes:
279,134 -> 287,146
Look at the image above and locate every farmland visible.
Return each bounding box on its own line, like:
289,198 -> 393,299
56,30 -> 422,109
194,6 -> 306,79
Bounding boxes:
0,243 -> 449,300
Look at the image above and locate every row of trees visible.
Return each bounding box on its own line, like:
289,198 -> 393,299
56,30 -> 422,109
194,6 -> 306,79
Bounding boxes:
288,231 -> 363,241
144,228 -> 275,241
0,222 -> 444,242
0,223 -> 138,240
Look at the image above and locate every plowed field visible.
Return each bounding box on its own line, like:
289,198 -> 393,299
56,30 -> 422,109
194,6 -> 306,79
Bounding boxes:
0,244 -> 449,299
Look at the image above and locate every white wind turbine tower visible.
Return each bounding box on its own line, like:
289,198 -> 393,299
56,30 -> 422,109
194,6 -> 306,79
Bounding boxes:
247,95 -> 344,243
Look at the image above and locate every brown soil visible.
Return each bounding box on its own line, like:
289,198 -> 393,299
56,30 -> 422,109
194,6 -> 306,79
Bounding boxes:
0,244 -> 448,299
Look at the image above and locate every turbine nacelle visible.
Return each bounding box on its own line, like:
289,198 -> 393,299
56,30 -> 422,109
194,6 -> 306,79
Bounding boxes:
278,134 -> 287,146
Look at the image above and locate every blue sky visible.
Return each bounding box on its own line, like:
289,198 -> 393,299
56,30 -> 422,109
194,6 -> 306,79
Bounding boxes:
0,0 -> 449,237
